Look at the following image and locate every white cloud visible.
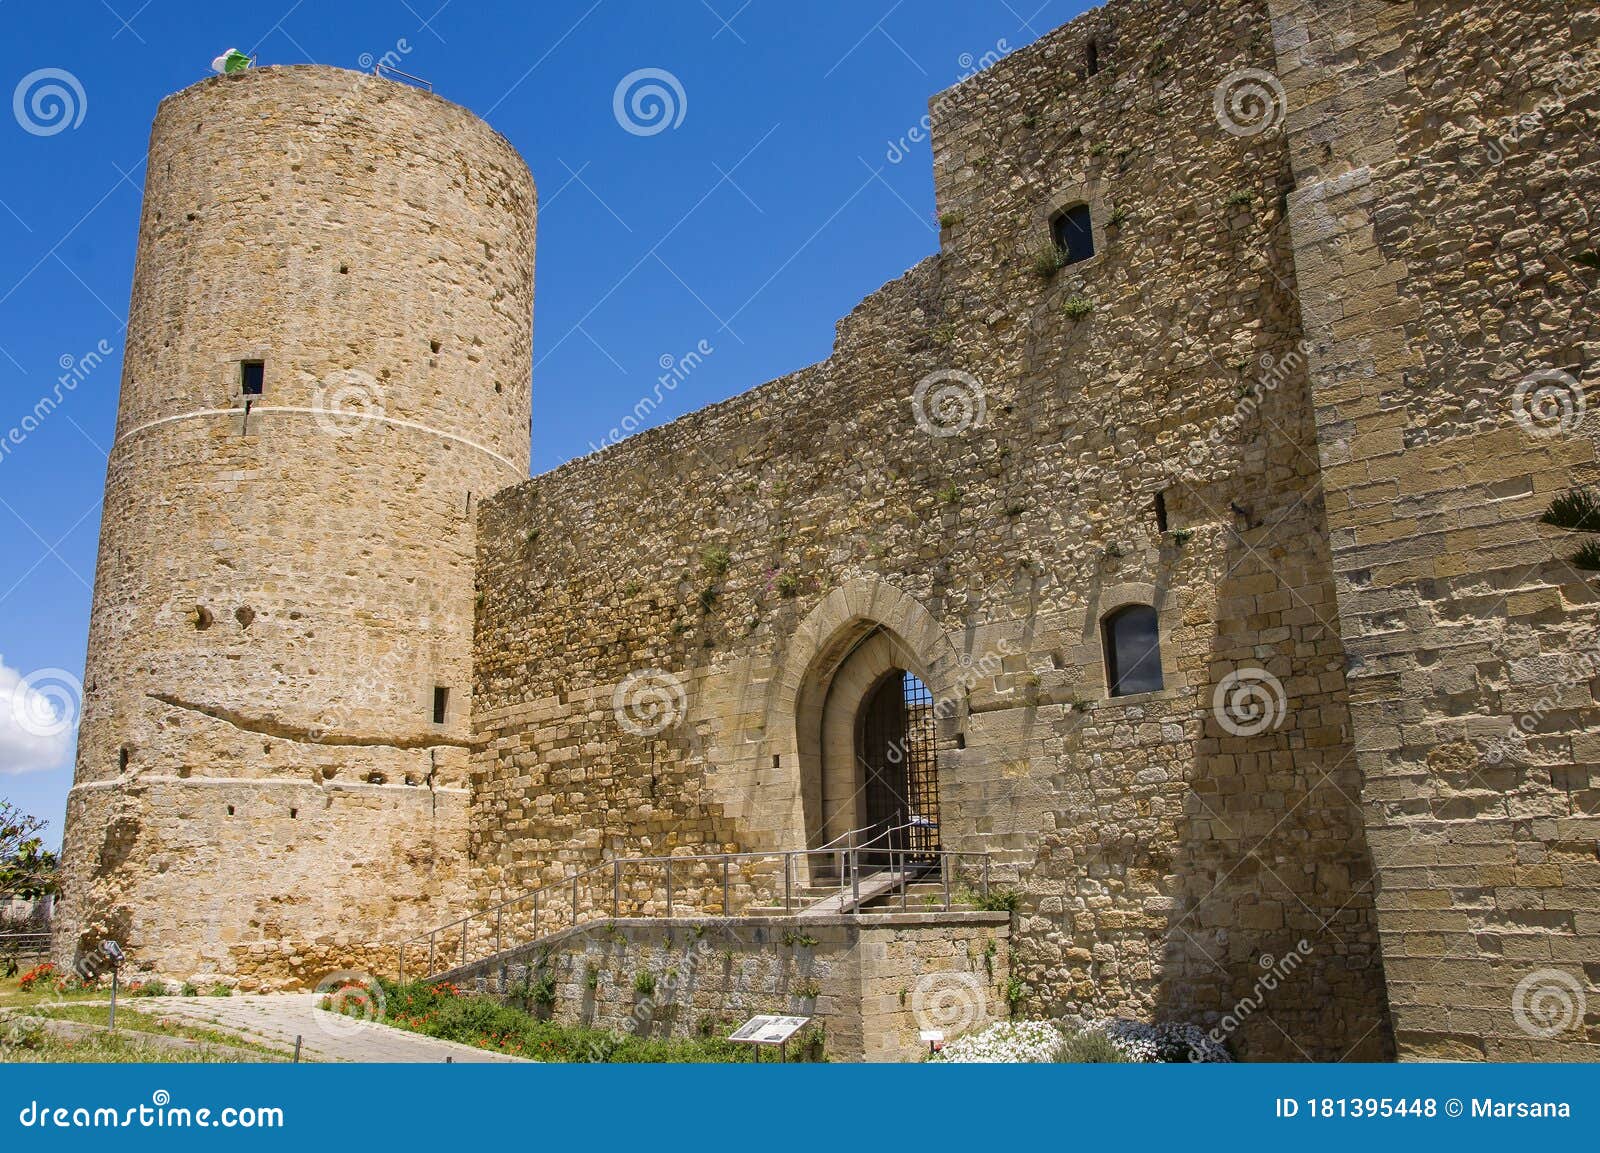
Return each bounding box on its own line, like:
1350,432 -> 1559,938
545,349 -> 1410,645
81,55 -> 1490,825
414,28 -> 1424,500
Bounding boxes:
0,656 -> 78,775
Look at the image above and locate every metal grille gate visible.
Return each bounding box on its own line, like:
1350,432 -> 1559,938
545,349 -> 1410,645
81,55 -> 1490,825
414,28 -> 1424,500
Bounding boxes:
857,670 -> 941,868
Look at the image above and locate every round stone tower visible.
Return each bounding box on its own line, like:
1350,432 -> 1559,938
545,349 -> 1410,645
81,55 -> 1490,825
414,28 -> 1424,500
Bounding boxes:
53,65 -> 534,987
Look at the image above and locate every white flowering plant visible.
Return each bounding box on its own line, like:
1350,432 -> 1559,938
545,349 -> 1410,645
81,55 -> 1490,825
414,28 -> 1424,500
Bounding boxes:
932,1016 -> 1232,1063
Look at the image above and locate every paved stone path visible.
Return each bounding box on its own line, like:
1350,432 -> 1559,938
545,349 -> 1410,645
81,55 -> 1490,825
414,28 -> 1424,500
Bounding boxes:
136,995 -> 526,1063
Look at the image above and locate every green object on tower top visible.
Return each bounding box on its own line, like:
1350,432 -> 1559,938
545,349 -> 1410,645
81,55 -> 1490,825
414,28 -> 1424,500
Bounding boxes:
211,48 -> 251,75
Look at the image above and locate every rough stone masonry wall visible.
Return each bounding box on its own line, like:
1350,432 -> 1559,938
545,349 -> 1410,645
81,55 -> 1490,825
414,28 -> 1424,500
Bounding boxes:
474,0 -> 1391,1059
1270,0 -> 1600,1058
435,913 -> 1010,1062
55,66 -> 535,989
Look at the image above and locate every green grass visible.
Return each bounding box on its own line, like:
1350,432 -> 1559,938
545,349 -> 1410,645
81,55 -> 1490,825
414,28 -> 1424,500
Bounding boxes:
0,971 -> 108,1011
0,1022 -> 258,1064
365,979 -> 774,1062
23,1003 -> 290,1058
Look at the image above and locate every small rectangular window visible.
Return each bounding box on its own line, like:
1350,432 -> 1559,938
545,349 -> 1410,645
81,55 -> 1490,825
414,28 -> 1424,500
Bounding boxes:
241,360 -> 265,396
1154,491 -> 1169,533
432,686 -> 449,725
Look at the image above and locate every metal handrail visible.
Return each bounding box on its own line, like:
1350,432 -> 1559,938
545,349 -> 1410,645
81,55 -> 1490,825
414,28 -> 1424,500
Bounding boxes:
397,838 -> 991,984
373,62 -> 433,91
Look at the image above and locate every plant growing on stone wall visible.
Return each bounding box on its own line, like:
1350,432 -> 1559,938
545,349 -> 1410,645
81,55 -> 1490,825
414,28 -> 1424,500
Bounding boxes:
701,546 -> 731,576
1541,487 -> 1600,570
1031,243 -> 1069,280
208,983 -> 232,997
1226,189 -> 1253,208
938,212 -> 963,229
1005,501 -> 1027,517
794,979 -> 821,1001
972,887 -> 1023,913
1003,975 -> 1026,1016
632,970 -> 656,997
898,987 -> 908,1006
697,585 -> 720,614
1171,528 -> 1193,546
1089,141 -> 1110,157
775,572 -> 800,598
1054,1029 -> 1129,1063
583,965 -> 599,991
781,930 -> 819,949
938,483 -> 963,506
528,970 -> 557,1008
931,323 -> 956,347
1062,294 -> 1094,320
1107,203 -> 1129,228
983,938 -> 998,977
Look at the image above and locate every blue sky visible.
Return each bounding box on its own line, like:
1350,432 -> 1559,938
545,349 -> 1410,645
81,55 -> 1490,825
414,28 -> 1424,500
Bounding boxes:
0,0 -> 1091,843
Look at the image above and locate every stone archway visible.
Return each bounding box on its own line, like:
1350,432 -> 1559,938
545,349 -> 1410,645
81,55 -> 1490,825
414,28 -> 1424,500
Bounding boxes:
768,578 -> 962,877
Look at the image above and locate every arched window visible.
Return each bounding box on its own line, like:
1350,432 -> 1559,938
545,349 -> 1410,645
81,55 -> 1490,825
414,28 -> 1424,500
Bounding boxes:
1051,204 -> 1095,266
1102,604 -> 1163,696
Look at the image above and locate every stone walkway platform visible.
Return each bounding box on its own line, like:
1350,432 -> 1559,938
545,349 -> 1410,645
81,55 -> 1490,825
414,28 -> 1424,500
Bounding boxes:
135,994 -> 526,1063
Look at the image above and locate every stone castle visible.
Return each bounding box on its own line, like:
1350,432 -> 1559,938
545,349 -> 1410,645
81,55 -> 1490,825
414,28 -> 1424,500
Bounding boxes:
54,0 -> 1599,1061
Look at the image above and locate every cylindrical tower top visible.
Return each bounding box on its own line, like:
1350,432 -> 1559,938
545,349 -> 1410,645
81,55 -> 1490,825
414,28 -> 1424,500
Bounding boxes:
121,64 -> 534,470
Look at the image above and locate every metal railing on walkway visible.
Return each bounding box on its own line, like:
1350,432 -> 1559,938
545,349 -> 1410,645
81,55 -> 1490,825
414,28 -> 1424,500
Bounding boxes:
398,830 -> 990,984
